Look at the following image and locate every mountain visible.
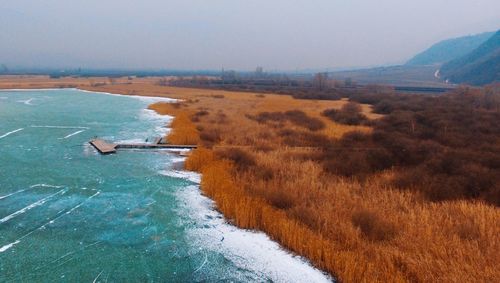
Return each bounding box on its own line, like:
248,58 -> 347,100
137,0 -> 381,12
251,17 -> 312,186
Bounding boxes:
406,32 -> 494,66
440,30 -> 500,85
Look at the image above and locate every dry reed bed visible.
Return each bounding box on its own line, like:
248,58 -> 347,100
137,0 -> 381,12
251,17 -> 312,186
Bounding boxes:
145,88 -> 499,283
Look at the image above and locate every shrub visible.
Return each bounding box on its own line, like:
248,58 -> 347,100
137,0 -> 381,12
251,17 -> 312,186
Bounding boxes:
352,209 -> 397,242
292,90 -> 342,100
323,150 -> 373,176
454,218 -> 481,241
373,100 -> 395,114
200,130 -> 221,144
278,129 -> 331,147
171,102 -> 182,109
254,141 -> 275,152
194,110 -> 209,117
322,102 -> 368,125
261,188 -> 295,209
284,110 -> 325,131
247,112 -> 285,123
253,165 -> 274,181
339,130 -> 371,144
216,111 -> 228,124
248,110 -> 325,131
342,101 -> 362,113
216,148 -> 256,171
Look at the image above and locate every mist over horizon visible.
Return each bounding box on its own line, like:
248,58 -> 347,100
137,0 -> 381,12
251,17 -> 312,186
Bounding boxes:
1,2 -> 500,282
1,0 -> 499,71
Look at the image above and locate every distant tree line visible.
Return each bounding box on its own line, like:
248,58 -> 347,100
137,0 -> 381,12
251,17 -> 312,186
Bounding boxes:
170,71 -> 374,100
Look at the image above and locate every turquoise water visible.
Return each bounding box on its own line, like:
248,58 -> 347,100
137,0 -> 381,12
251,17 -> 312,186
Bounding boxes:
0,89 -> 331,283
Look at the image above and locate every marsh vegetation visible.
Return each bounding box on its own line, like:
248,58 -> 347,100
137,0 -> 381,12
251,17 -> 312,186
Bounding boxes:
148,82 -> 500,282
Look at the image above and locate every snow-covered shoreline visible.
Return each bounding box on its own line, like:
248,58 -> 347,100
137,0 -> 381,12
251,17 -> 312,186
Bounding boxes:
1,87 -> 334,282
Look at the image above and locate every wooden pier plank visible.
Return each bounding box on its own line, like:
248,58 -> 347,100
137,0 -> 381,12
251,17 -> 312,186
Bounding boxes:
89,139 -> 117,154
116,143 -> 197,149
89,138 -> 196,155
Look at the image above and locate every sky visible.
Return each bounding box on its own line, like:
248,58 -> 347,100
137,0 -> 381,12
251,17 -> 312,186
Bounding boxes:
1,0 -> 499,71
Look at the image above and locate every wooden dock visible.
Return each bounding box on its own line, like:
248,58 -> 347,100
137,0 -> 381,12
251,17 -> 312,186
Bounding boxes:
116,143 -> 197,149
89,139 -> 117,154
89,138 -> 196,155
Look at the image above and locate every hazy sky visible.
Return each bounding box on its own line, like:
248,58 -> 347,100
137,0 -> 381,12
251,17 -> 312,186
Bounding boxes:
1,0 -> 499,70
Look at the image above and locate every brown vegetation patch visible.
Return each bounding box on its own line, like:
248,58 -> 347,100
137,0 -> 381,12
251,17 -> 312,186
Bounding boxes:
322,101 -> 368,125
352,209 -> 398,242
215,147 -> 256,171
247,110 -> 325,131
144,82 -> 500,282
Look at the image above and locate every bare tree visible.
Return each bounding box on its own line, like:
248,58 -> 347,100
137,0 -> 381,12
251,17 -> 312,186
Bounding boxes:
255,66 -> 264,78
313,72 -> 328,90
156,78 -> 169,86
344,77 -> 353,87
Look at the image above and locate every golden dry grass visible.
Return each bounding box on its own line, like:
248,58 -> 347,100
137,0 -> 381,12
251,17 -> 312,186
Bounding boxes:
4,76 -> 499,282
148,103 -> 199,145
188,147 -> 499,282
141,83 -> 499,282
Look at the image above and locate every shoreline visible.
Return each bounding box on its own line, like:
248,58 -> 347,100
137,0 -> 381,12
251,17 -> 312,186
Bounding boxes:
0,87 -> 178,102
0,87 -> 334,282
102,87 -> 335,282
